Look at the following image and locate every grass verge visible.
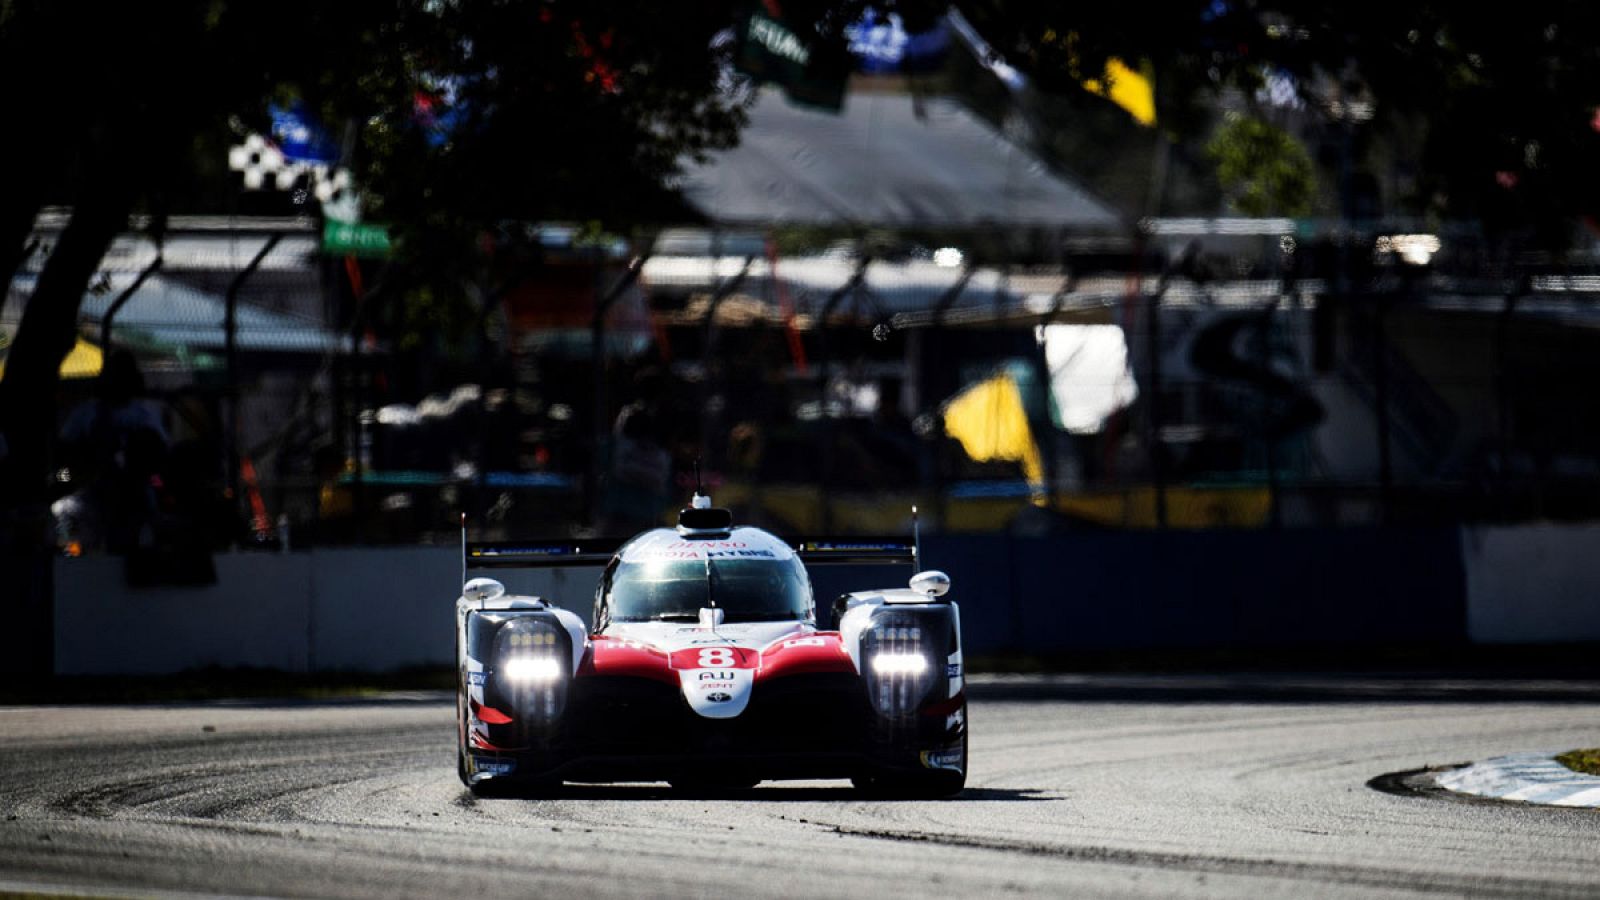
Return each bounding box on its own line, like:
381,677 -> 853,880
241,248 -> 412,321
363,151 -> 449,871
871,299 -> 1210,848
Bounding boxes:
1556,748 -> 1600,777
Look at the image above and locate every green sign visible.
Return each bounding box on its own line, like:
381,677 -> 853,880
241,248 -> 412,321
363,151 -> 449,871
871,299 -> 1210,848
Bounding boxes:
322,220 -> 393,258
736,8 -> 848,112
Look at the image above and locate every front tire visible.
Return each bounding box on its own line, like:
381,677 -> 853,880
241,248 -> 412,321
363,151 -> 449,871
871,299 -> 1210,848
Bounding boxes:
468,774 -> 560,798
852,766 -> 964,798
855,712 -> 968,798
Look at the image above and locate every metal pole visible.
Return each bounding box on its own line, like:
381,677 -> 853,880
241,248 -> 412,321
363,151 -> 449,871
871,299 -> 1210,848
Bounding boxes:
926,260 -> 969,530
817,254 -> 872,383
700,256 -> 756,362
695,253 -> 755,485
224,234 -> 282,532
816,252 -> 870,533
1034,260 -> 1076,511
1147,286 -> 1168,529
587,250 -> 651,526
1373,293 -> 1392,524
931,262 -> 974,328
100,253 -> 162,353
0,237 -> 40,321
1495,279 -> 1527,517
1145,241 -> 1197,530
1260,303 -> 1281,528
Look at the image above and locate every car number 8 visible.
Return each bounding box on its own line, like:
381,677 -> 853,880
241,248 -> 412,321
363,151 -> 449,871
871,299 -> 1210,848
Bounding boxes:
698,648 -> 736,668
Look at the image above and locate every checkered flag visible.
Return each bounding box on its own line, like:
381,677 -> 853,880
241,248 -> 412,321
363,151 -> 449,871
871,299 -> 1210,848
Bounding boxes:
228,134 -> 310,191
315,167 -> 362,222
228,134 -> 365,220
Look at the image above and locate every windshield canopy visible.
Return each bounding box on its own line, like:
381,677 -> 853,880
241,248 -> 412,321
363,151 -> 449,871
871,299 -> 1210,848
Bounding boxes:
607,556 -> 812,623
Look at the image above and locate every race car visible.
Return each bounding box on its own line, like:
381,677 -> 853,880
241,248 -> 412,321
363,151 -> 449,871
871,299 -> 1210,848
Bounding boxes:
454,494 -> 967,796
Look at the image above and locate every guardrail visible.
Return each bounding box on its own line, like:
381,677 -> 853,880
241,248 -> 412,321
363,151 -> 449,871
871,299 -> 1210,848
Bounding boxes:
45,525 -> 1597,675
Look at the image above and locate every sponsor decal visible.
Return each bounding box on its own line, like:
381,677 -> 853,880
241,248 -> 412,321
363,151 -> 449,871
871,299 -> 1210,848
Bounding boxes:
699,670 -> 736,681
472,757 -> 516,776
706,692 -> 733,703
467,671 -> 487,686
919,748 -> 965,772
632,539 -> 783,563
667,540 -> 749,550
699,682 -> 735,690
783,637 -> 826,649
690,638 -> 726,645
697,648 -> 738,668
946,663 -> 962,678
669,645 -> 758,669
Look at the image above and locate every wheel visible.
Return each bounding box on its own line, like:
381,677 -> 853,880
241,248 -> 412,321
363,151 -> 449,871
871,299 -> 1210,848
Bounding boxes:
468,774 -> 560,799
855,721 -> 968,798
467,775 -> 521,794
851,767 -> 964,798
456,655 -> 471,786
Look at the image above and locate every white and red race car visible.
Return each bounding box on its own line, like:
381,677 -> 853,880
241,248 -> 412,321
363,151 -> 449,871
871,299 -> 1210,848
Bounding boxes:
454,495 -> 967,796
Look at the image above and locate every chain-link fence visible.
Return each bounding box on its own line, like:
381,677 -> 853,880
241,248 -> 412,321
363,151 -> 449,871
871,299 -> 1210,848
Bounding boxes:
10,216 -> 1600,556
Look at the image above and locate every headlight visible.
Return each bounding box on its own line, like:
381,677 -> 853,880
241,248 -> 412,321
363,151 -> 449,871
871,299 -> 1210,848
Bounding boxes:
501,656 -> 562,682
491,616 -> 570,725
869,654 -> 929,675
864,622 -> 934,718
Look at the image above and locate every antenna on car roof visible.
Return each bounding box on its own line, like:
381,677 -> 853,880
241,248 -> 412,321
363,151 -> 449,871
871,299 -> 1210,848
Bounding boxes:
678,456 -> 732,534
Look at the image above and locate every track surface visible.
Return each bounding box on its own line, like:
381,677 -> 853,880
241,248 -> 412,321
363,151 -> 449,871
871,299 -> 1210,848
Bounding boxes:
2,674 -> 1599,898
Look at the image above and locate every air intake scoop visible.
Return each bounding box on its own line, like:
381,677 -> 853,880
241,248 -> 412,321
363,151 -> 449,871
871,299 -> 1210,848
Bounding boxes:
677,493 -> 734,536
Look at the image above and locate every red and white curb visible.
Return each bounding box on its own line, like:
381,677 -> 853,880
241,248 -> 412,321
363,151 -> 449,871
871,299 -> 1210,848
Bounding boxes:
1434,752 -> 1600,807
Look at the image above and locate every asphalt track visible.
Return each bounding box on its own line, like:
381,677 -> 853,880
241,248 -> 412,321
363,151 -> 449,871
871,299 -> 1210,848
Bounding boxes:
2,674 -> 1599,898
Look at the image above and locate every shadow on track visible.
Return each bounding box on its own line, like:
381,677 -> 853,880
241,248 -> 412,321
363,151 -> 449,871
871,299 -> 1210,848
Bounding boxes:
461,784 -> 1053,803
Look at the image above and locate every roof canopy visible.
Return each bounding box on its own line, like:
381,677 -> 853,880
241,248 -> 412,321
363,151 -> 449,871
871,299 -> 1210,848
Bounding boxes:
21,273 -> 342,354
677,88 -> 1124,231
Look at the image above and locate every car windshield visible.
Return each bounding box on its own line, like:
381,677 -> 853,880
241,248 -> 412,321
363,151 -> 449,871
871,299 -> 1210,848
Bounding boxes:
607,557 -> 810,622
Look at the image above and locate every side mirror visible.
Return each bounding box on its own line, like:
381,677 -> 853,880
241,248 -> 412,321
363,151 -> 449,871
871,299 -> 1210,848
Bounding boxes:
909,570 -> 950,598
464,577 -> 506,604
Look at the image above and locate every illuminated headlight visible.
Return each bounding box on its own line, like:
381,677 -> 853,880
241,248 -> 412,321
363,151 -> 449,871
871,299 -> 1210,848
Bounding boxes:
870,653 -> 929,675
865,622 -> 935,718
501,656 -> 562,683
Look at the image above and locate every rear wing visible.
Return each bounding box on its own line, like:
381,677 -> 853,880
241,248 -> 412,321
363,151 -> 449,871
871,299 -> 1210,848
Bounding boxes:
793,539 -> 916,567
463,537 -> 910,569
458,510 -> 922,592
794,504 -> 924,569
459,514 -> 618,591
466,541 -> 619,569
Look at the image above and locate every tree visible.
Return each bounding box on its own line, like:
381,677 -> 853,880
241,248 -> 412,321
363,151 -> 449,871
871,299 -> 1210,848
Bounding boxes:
0,1 -> 849,520
1207,114 -> 1317,217
11,0 -> 1600,522
908,1 -> 1600,234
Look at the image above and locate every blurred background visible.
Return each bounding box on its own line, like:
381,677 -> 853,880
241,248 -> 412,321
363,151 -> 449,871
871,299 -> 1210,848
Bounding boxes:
6,1 -> 1600,675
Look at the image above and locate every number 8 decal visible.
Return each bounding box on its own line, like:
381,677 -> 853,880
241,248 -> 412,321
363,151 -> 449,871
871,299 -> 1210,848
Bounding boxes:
698,648 -> 736,668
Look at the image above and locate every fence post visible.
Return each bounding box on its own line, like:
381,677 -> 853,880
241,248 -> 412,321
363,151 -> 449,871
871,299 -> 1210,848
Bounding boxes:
224,234 -> 282,538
